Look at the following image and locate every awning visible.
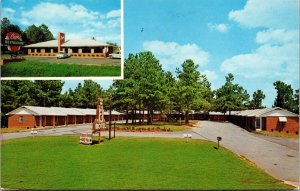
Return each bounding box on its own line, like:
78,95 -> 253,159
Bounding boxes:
278,117 -> 287,122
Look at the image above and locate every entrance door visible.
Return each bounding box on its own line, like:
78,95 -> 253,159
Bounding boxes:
261,117 -> 267,130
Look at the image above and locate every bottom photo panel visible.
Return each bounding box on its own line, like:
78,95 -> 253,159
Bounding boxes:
1,79 -> 298,190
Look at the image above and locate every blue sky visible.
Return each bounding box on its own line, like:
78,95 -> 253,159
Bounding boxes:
122,0 -> 299,107
2,0 -> 299,108
2,0 -> 121,45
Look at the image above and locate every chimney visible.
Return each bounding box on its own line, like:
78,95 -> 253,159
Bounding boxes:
58,32 -> 65,52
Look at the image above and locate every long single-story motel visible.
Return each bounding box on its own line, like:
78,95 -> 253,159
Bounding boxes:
6,106 -> 299,134
24,32 -> 114,58
7,106 -> 125,128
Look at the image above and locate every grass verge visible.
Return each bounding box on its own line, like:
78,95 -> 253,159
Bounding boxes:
254,130 -> 299,139
1,136 -> 293,190
1,60 -> 121,77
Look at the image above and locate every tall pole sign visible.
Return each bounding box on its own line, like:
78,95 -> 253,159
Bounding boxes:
5,32 -> 24,52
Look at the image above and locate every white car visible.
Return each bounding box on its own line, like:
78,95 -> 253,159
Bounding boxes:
109,52 -> 121,59
56,51 -> 68,59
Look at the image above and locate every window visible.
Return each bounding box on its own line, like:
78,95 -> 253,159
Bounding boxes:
19,116 -> 24,123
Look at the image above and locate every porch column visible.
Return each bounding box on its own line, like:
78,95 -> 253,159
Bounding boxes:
28,49 -> 31,54
39,116 -> 42,127
68,48 -> 72,55
65,116 -> 67,126
91,48 -> 94,53
34,49 -> 37,53
78,49 -> 82,54
75,116 -> 77,124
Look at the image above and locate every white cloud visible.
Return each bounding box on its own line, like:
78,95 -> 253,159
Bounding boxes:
207,22 -> 229,33
143,41 -> 209,72
106,9 -> 121,18
2,8 -> 16,19
256,29 -> 299,45
229,0 -> 298,29
223,0 -> 299,86
21,3 -> 98,25
17,2 -> 120,44
202,70 -> 218,82
221,43 -> 299,80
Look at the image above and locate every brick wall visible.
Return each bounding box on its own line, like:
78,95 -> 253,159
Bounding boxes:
8,115 -> 37,128
266,116 -> 299,134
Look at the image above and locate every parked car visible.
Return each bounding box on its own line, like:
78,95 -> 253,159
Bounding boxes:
56,51 -> 68,59
109,52 -> 121,59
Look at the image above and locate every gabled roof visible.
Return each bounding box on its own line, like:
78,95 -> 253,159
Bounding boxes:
233,107 -> 298,117
74,108 -> 96,115
24,40 -> 58,48
24,39 -> 111,48
7,106 -> 67,116
61,39 -> 110,47
52,107 -> 86,116
6,106 -> 126,116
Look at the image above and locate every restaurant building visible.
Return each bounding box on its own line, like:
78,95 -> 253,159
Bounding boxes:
24,32 -> 113,58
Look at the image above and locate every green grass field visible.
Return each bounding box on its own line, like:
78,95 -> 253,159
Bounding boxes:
1,60 -> 121,77
1,137 -> 292,190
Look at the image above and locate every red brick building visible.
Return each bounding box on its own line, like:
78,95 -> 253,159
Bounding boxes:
227,107 -> 299,134
7,106 -> 125,128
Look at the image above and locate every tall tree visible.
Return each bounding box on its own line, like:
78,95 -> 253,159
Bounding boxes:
176,59 -> 212,124
273,81 -> 297,113
39,24 -> 54,41
215,73 -> 250,114
250,90 -> 266,109
25,24 -> 54,44
1,81 -> 37,127
33,81 -> 64,107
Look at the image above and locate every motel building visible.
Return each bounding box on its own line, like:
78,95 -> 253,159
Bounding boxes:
210,107 -> 299,134
6,106 -> 125,128
24,32 -> 114,58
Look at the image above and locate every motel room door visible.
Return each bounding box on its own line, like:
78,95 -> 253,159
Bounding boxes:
261,117 -> 267,131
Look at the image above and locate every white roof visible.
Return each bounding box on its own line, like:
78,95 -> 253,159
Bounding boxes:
7,106 -> 125,116
24,39 -> 111,48
7,106 -> 67,116
233,107 -> 298,117
74,108 -> 96,115
24,40 -> 58,48
62,39 -> 110,47
52,107 -> 85,116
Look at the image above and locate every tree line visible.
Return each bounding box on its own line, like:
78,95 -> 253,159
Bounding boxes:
1,17 -> 54,48
1,51 -> 298,127
1,17 -> 120,53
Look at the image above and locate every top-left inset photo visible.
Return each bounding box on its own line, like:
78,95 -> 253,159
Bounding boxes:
1,0 -> 122,79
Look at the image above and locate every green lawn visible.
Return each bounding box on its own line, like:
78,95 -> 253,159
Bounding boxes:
1,137 -> 292,190
114,121 -> 193,131
1,60 -> 121,77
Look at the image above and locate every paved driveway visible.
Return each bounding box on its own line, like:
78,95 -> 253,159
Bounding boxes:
192,121 -> 299,185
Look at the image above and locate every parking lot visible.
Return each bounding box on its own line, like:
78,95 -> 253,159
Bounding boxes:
25,56 -> 121,66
